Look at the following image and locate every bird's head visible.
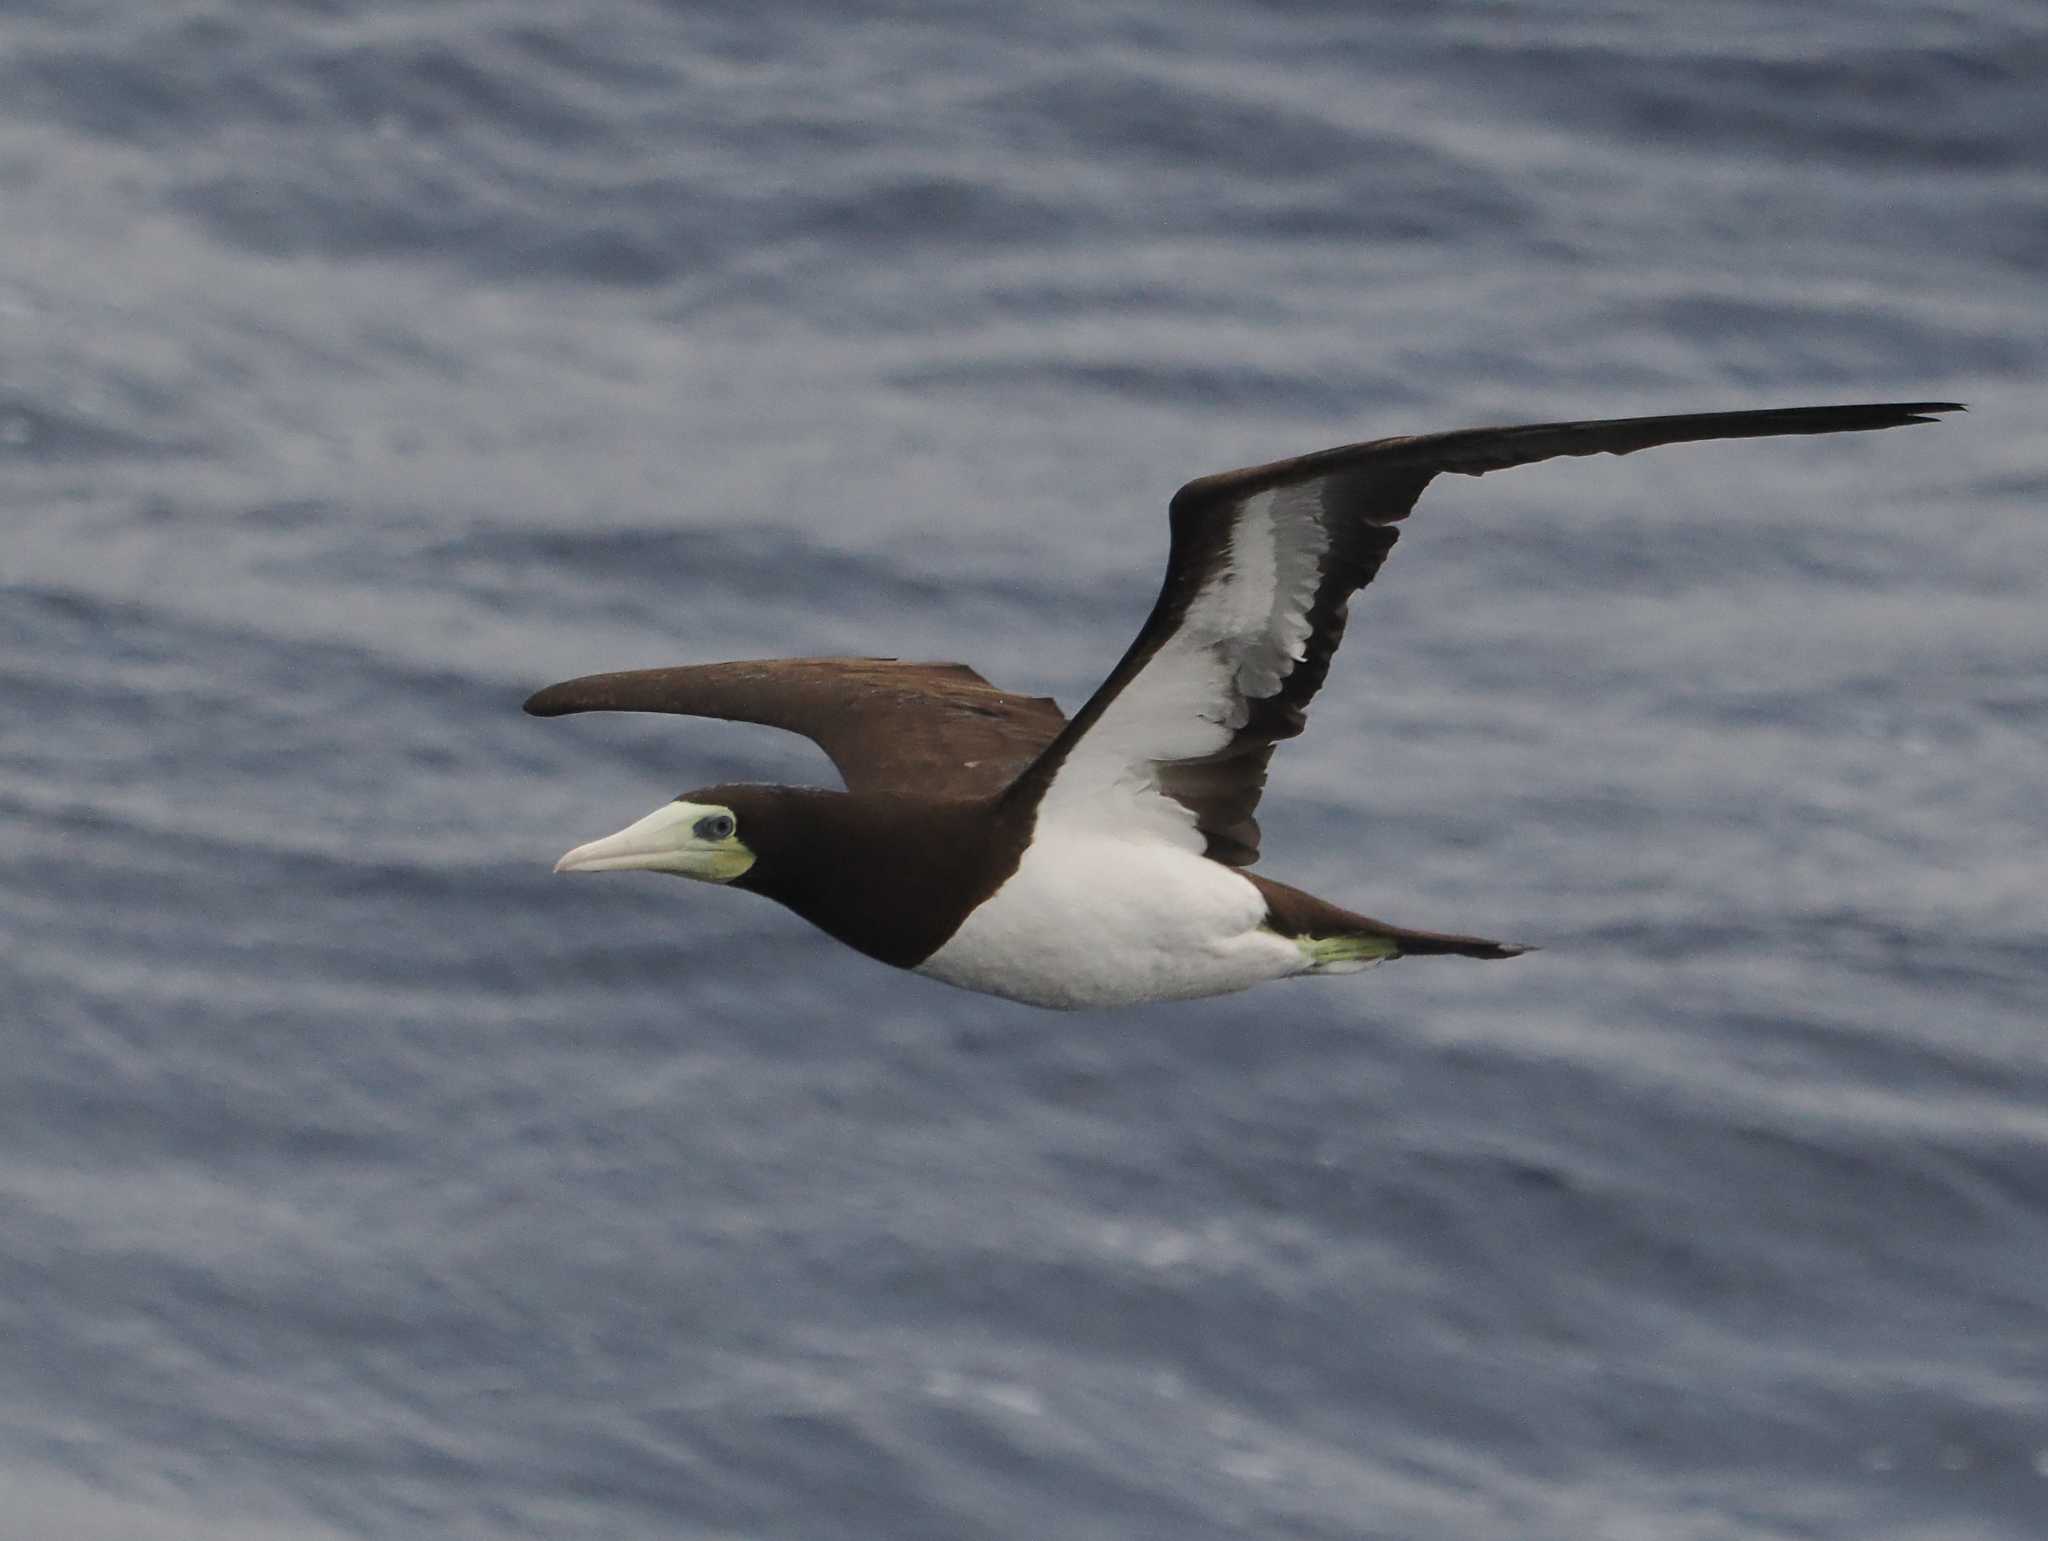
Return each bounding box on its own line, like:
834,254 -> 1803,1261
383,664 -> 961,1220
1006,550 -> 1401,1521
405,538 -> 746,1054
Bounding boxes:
550,790 -> 757,885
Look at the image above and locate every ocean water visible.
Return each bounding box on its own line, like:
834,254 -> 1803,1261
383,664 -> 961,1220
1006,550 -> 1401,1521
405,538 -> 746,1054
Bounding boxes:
5,2 -> 2047,1537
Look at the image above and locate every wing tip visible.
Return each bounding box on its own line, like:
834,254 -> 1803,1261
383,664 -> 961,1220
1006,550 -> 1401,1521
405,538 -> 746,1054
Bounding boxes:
523,682 -> 581,717
1886,400 -> 1966,425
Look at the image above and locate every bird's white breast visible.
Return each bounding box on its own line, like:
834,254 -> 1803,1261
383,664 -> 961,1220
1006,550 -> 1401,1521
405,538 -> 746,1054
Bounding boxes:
914,829 -> 1306,1009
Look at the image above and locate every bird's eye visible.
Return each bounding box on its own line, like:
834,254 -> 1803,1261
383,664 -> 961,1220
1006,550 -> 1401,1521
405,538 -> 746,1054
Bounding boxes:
694,813 -> 736,841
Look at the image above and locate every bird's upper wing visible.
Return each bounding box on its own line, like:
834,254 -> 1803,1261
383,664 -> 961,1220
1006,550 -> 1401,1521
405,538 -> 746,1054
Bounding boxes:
525,657 -> 1067,798
1004,402 -> 1962,865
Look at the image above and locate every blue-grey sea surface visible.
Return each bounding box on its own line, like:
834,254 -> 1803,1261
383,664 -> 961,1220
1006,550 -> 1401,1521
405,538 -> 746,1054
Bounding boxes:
5,2 -> 2047,1537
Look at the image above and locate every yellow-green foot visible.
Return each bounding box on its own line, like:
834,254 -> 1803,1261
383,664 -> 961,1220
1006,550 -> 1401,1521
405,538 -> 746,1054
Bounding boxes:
1295,933 -> 1404,974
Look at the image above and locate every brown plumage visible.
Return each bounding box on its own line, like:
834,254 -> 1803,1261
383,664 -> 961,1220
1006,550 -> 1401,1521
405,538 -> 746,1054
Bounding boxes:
525,657 -> 1066,799
529,401 -> 1960,1004
999,402 -> 1962,868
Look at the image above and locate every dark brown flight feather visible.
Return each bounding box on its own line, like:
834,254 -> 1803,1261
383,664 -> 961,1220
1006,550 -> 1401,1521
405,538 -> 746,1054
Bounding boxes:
1003,402 -> 1963,867
524,656 -> 1066,800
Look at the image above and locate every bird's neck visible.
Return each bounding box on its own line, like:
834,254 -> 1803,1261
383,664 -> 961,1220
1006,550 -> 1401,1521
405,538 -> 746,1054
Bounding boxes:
730,790 -> 1029,969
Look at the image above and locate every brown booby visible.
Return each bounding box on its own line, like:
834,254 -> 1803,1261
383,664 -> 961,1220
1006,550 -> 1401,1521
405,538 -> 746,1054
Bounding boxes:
528,402 -> 1959,1008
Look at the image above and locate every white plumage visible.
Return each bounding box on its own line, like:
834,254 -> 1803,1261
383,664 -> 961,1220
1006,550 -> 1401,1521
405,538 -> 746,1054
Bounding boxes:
915,827 -> 1307,1009
1032,486 -> 1327,854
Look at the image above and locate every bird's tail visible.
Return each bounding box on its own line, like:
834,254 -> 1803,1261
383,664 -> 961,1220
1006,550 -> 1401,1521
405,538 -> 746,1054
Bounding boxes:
1295,925 -> 1533,973
1250,873 -> 1533,970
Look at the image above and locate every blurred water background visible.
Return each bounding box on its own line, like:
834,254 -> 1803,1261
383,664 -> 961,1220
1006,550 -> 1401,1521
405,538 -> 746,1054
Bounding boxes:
5,2 -> 2047,1536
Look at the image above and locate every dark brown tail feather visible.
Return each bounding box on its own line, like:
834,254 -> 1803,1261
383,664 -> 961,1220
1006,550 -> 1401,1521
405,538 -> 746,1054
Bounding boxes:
1247,873 -> 1532,961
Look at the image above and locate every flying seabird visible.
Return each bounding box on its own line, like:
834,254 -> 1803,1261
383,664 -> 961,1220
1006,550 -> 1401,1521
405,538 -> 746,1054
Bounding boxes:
528,402 -> 1959,1009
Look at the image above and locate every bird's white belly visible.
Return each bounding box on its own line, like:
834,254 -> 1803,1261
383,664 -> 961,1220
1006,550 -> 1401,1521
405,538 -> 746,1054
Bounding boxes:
914,832 -> 1308,1009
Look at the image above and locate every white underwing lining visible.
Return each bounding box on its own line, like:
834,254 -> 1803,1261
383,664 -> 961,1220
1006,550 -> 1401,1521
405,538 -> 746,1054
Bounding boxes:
1037,486 -> 1329,846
